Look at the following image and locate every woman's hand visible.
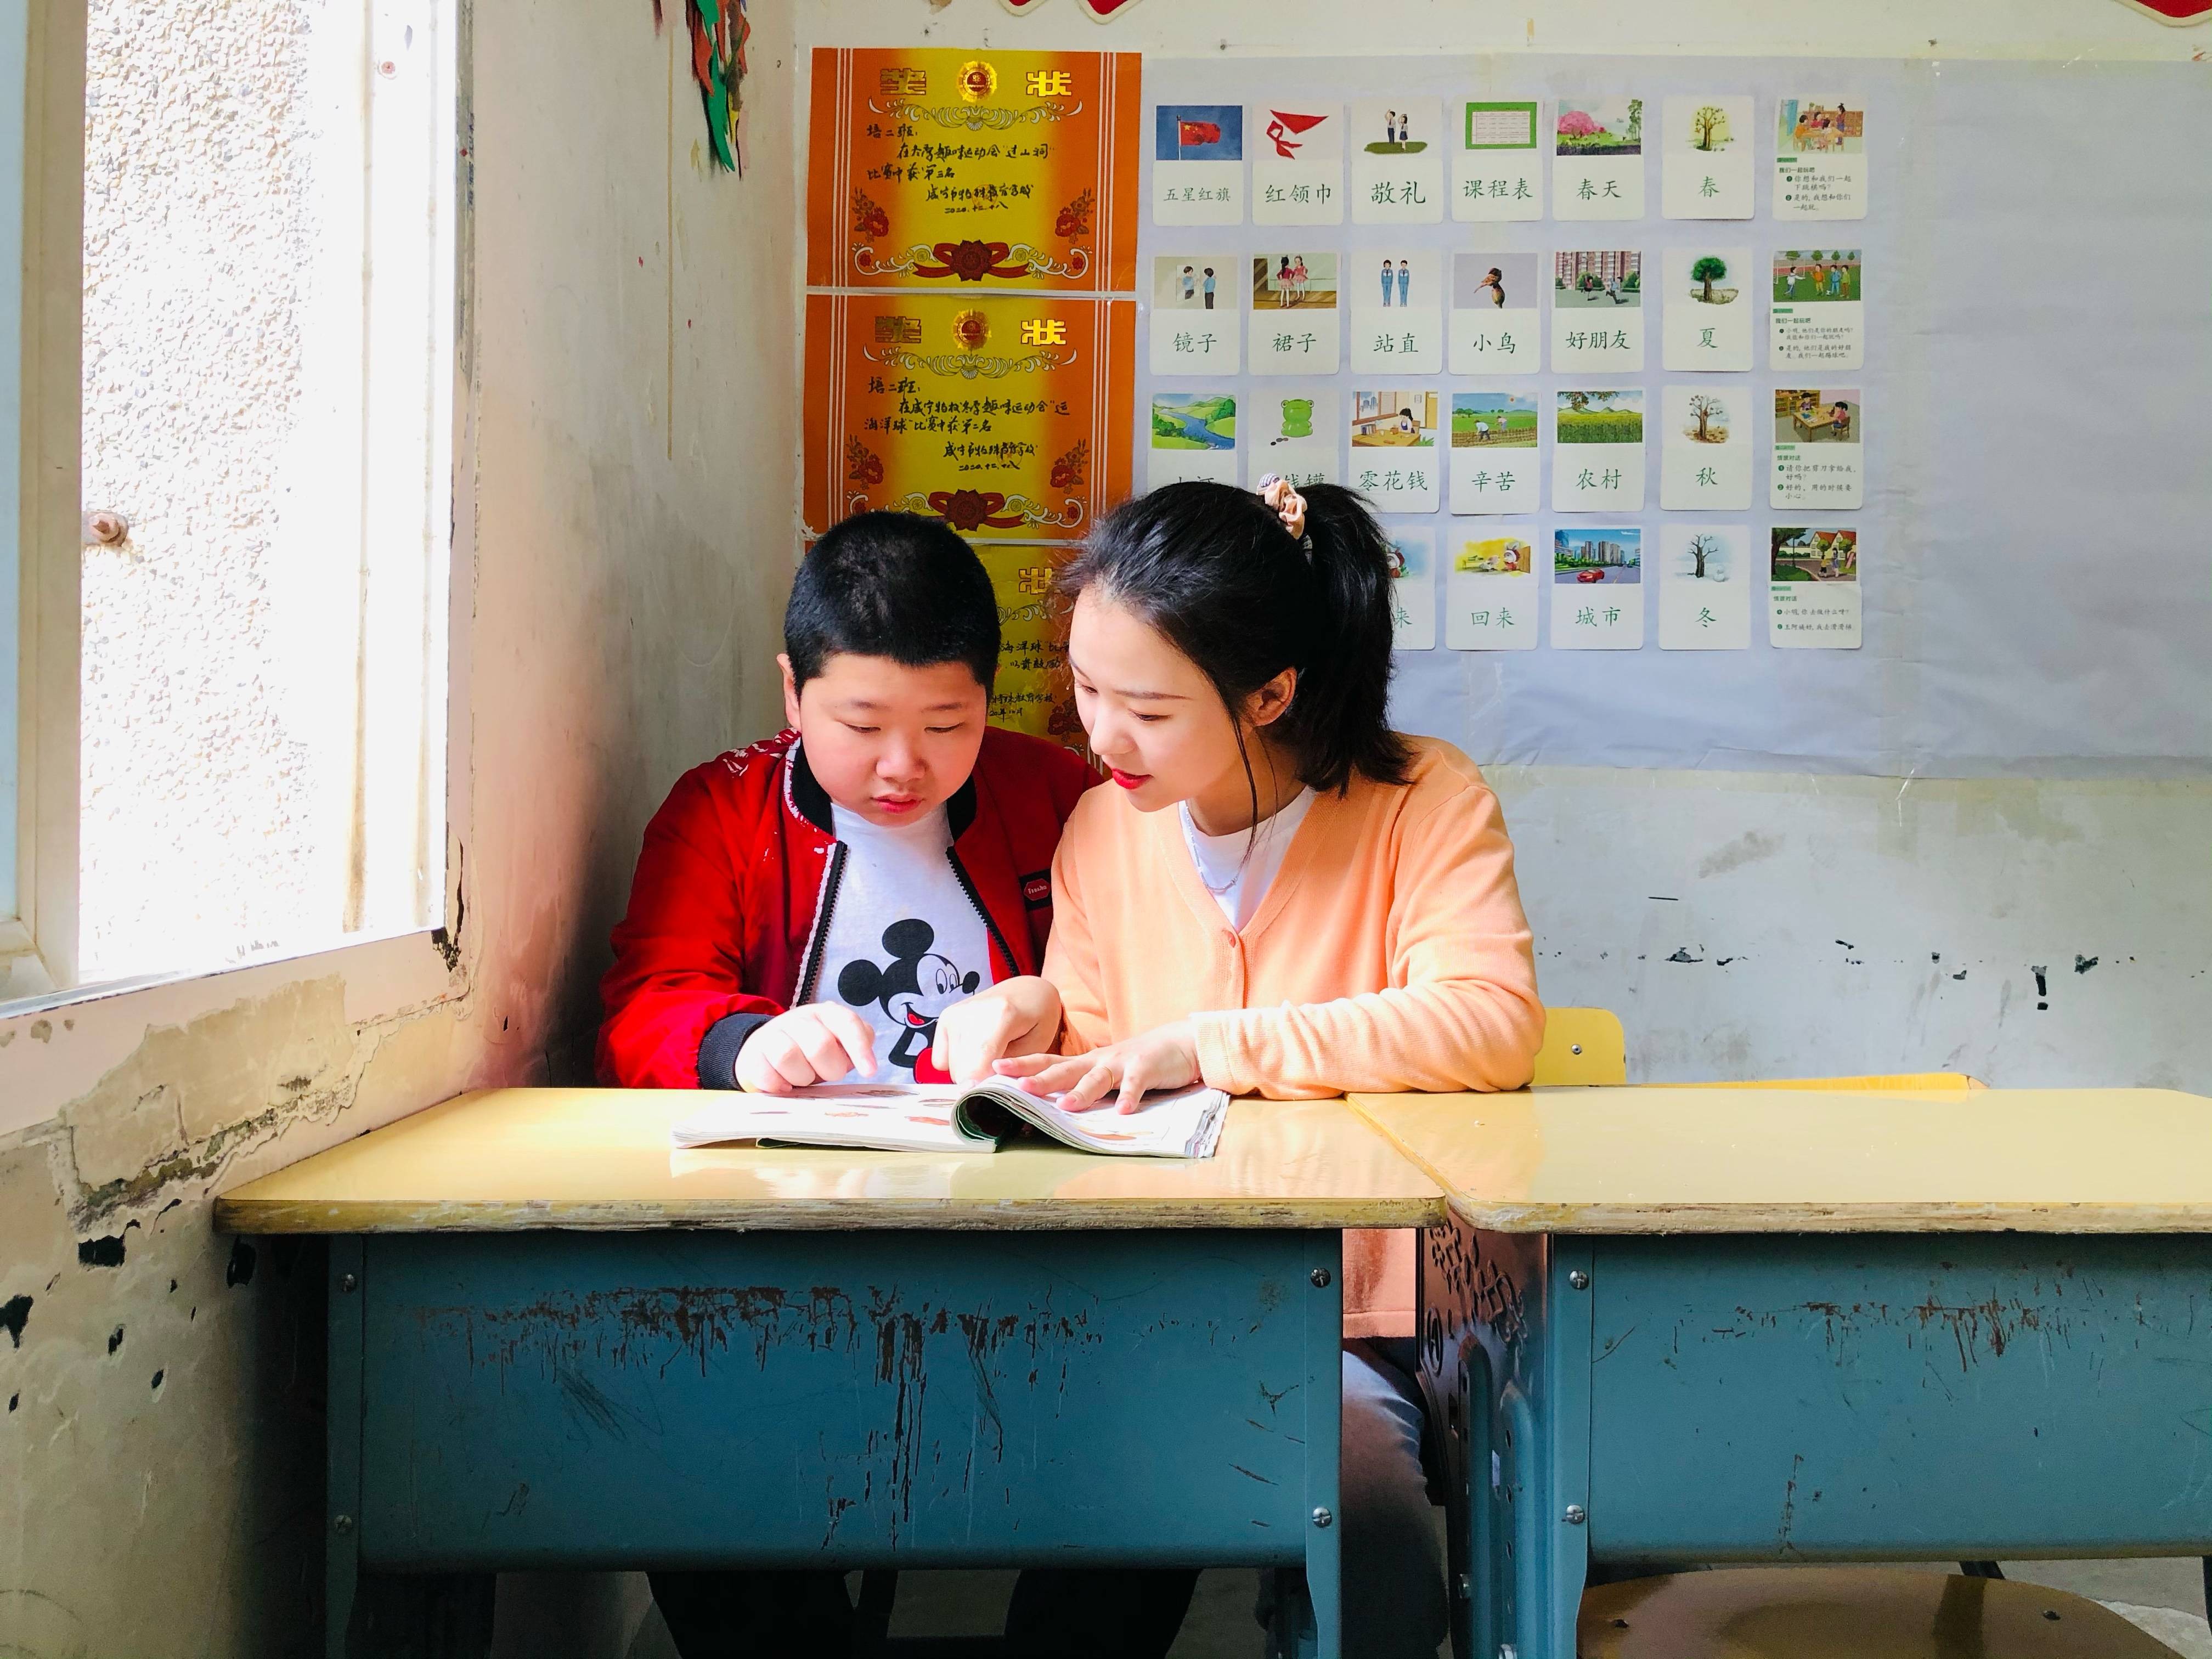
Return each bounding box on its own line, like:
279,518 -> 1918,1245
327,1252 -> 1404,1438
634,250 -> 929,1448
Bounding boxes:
930,976 -> 1063,1084
735,1004 -> 878,1094
992,1020 -> 1201,1114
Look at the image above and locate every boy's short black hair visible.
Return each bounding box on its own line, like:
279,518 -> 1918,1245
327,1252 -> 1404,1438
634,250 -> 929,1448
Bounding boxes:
786,511 -> 1000,692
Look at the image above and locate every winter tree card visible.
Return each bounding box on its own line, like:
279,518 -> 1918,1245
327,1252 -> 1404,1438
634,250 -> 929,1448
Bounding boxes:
1657,523 -> 1751,649
1452,99 -> 1542,222
1387,527 -> 1437,650
1150,255 -> 1239,376
1768,526 -> 1861,647
1662,96 -> 1753,219
1551,389 -> 1644,512
1352,98 -> 1444,224
1659,383 -> 1751,510
1770,388 -> 1863,510
1154,104 -> 1244,225
1554,97 -> 1644,220
1771,248 -> 1864,371
1449,392 -> 1538,515
1448,251 -> 1539,374
1351,250 -> 1442,374
1551,527 -> 1645,649
1774,97 -> 1866,220
1250,101 -> 1344,225
1244,386 -> 1338,490
1148,392 -> 1238,487
1447,533 -> 1539,650
1552,249 -> 1644,372
1348,388 -> 1441,512
1661,246 -> 1753,371
1248,251 -> 1340,374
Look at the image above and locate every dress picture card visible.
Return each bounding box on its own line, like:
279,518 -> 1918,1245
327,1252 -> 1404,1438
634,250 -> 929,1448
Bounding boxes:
1661,246 -> 1753,371
1552,250 -> 1644,371
1448,252 -> 1539,374
1775,97 -> 1866,220
1149,392 -> 1238,488
1551,527 -> 1644,648
1554,97 -> 1645,220
1771,249 -> 1864,371
1447,533 -> 1539,650
1154,104 -> 1244,225
1659,383 -> 1751,510
1657,523 -> 1752,650
1387,528 -> 1437,650
1769,527 -> 1861,647
1150,255 -> 1239,376
1449,392 -> 1538,515
1250,102 -> 1344,225
1662,96 -> 1753,218
1552,390 -> 1644,512
1245,385 -> 1338,490
1771,388 -> 1863,509
1352,98 -> 1444,224
1249,252 -> 1340,374
1348,389 -> 1441,513
1452,99 -> 1542,222
1351,250 -> 1442,374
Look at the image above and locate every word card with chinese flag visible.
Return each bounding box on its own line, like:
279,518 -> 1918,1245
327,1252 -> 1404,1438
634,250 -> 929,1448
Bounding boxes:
1153,103 -> 1244,225
1249,102 -> 1344,225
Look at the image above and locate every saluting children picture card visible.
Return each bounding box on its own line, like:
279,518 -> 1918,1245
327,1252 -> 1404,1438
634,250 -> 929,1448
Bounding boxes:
1775,97 -> 1867,220
1448,251 -> 1539,375
1351,98 -> 1444,224
1552,389 -> 1645,511
1551,527 -> 1645,649
1148,392 -> 1238,487
1449,392 -> 1538,515
1249,251 -> 1340,374
1154,104 -> 1244,225
1149,255 -> 1240,376
1447,533 -> 1539,651
1348,388 -> 1441,513
1244,386 -> 1338,490
1662,96 -> 1753,219
1552,250 -> 1644,372
1660,384 -> 1751,510
1554,97 -> 1645,221
1771,248 -> 1864,371
1771,388 -> 1863,510
1769,526 -> 1861,647
1661,246 -> 1753,371
1250,101 -> 1344,225
1657,523 -> 1752,650
1352,250 -> 1442,374
1452,99 -> 1542,222
1387,527 -> 1438,650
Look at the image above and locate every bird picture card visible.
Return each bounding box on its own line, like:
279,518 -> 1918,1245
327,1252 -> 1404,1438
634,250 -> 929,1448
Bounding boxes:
1657,523 -> 1752,650
1774,97 -> 1867,220
1449,392 -> 1538,515
1148,392 -> 1238,488
1551,390 -> 1645,511
1551,250 -> 1644,372
1249,251 -> 1341,374
1551,527 -> 1645,649
1661,246 -> 1753,371
1662,96 -> 1753,219
1149,255 -> 1240,375
1768,527 -> 1861,647
1452,99 -> 1543,222
1770,248 -> 1864,371
1244,386 -> 1338,490
1154,104 -> 1244,225
1554,97 -> 1645,220
1659,383 -> 1751,510
1770,388 -> 1863,510
1348,388 -> 1441,513
1250,102 -> 1344,225
1448,251 -> 1539,375
1387,527 -> 1438,650
1351,250 -> 1442,374
1351,98 -> 1444,224
1447,533 -> 1539,650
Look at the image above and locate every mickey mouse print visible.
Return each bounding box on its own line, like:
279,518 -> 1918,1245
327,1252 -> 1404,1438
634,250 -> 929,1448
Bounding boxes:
836,919 -> 983,1083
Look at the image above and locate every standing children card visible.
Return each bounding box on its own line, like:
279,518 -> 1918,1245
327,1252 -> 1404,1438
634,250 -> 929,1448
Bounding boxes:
1775,97 -> 1867,220
1552,250 -> 1644,371
1249,252 -> 1340,374
1771,249 -> 1864,371
1449,392 -> 1538,515
1452,99 -> 1542,221
1551,527 -> 1644,648
1348,389 -> 1441,512
1768,527 -> 1861,647
1448,252 -> 1539,374
1352,250 -> 1442,374
1148,392 -> 1238,488
1447,533 -> 1539,650
1250,102 -> 1344,225
1771,388 -> 1863,509
1150,256 -> 1239,375
1662,96 -> 1753,218
1660,384 -> 1751,510
1554,97 -> 1644,220
1351,98 -> 1444,224
1245,386 -> 1338,490
1387,527 -> 1437,650
1657,523 -> 1752,650
1661,246 -> 1753,371
1552,390 -> 1644,511
1154,105 -> 1244,225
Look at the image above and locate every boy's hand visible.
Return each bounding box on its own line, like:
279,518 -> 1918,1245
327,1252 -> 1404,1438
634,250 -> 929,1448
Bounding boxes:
992,1020 -> 1201,1115
931,977 -> 1063,1084
735,1005 -> 878,1094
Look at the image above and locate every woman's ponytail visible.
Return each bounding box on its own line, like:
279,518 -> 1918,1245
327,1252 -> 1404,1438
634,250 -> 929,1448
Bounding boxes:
1276,484 -> 1414,791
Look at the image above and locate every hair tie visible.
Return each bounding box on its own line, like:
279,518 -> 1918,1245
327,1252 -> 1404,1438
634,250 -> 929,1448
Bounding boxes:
1255,474 -> 1310,545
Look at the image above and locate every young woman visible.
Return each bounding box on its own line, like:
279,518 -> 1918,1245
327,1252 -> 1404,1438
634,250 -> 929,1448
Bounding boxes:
935,477 -> 1543,1659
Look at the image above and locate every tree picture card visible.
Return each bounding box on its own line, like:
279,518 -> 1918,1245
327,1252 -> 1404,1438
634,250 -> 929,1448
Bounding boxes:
1248,251 -> 1341,374
1452,98 -> 1542,222
1659,383 -> 1751,510
1154,104 -> 1244,225
1449,392 -> 1538,515
1775,95 -> 1867,220
1768,526 -> 1861,648
1250,101 -> 1345,225
1448,251 -> 1539,374
1662,95 -> 1753,219
1149,255 -> 1240,375
1348,388 -> 1441,512
1661,245 -> 1753,371
1554,97 -> 1645,220
1770,388 -> 1863,510
1771,247 -> 1864,371
1447,532 -> 1539,650
1387,527 -> 1438,650
1351,249 -> 1442,374
1551,526 -> 1645,648
1351,98 -> 1444,224
1657,522 -> 1752,650
1551,389 -> 1645,512
1149,391 -> 1239,487
1244,385 -> 1338,490
1551,249 -> 1644,371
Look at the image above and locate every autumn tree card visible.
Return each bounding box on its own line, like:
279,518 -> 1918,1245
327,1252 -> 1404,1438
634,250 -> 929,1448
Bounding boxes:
1661,246 -> 1753,371
1554,97 -> 1644,220
1771,248 -> 1864,371
1662,96 -> 1752,218
1768,526 -> 1861,647
1552,389 -> 1644,512
1352,98 -> 1444,224
1452,99 -> 1542,222
1775,96 -> 1867,220
1657,523 -> 1751,650
1551,527 -> 1644,649
1387,527 -> 1437,650
1448,251 -> 1539,374
1351,250 -> 1442,374
1348,388 -> 1441,512
1660,383 -> 1751,510
1150,255 -> 1239,375
1770,388 -> 1863,509
1249,251 -> 1340,374
1447,533 -> 1539,651
1552,250 -> 1644,371
1244,386 -> 1337,490
1154,105 -> 1244,225
1250,102 -> 1344,225
1449,392 -> 1538,515
1149,392 -> 1238,487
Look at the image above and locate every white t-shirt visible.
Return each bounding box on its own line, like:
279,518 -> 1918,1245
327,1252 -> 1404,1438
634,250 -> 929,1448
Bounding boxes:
818,804 -> 994,1082
1178,787 -> 1317,931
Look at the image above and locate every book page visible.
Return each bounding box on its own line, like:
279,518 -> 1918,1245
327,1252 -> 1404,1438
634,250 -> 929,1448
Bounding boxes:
670,1085 -> 990,1153
967,1078 -> 1229,1159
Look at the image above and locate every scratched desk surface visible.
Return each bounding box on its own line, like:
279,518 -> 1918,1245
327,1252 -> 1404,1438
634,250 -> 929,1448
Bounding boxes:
215,1088 -> 1444,1234
1347,1086 -> 2212,1234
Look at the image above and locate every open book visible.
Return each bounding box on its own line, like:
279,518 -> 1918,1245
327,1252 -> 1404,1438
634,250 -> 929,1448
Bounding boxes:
670,1076 -> 1229,1160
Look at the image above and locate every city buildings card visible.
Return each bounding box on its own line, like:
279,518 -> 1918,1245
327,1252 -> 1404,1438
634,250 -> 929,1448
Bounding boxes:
1148,392 -> 1238,487
1551,527 -> 1645,648
1351,98 -> 1444,224
1387,527 -> 1437,650
1447,533 -> 1539,650
1661,96 -> 1753,219
1768,526 -> 1861,647
1348,388 -> 1441,512
1449,392 -> 1538,515
1775,97 -> 1867,220
1452,99 -> 1542,222
1661,245 -> 1753,371
1244,386 -> 1338,490
1154,104 -> 1244,225
1448,251 -> 1539,374
1771,388 -> 1863,509
1554,97 -> 1645,220
1551,250 -> 1644,371
1659,383 -> 1751,510
1771,248 -> 1864,371
1657,523 -> 1752,649
1351,250 -> 1443,374
1551,390 -> 1645,512
1249,251 -> 1340,374
1150,255 -> 1239,375
1250,101 -> 1344,225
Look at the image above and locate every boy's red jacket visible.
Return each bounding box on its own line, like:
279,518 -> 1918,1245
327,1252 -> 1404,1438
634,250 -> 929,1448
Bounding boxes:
599,726 -> 1095,1089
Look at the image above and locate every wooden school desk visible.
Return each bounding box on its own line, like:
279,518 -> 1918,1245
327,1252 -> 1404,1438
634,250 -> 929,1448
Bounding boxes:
1346,1085 -> 2212,1659
216,1087 -> 1446,1659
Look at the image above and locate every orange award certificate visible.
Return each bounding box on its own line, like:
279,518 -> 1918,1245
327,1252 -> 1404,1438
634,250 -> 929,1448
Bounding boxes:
807,48 -> 1139,293
804,293 -> 1135,543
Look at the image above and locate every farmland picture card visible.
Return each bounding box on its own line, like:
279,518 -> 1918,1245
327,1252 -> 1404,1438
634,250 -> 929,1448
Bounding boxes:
1449,392 -> 1538,515
1551,389 -> 1645,512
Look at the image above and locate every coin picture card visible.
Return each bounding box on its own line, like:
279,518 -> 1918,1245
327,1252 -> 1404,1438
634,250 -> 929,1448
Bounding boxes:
1348,387 -> 1442,513
1245,385 -> 1339,490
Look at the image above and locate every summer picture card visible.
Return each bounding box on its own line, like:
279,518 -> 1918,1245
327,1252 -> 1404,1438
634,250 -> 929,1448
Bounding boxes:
1657,523 -> 1751,650
1554,97 -> 1644,221
1448,532 -> 1538,651
1448,251 -> 1539,375
1551,389 -> 1644,512
1551,527 -> 1644,650
1552,250 -> 1644,373
1348,388 -> 1440,513
1449,392 -> 1537,515
1244,385 -> 1337,490
1770,388 -> 1863,510
1250,101 -> 1344,226
1249,251 -> 1340,374
1771,248 -> 1864,371
1769,526 -> 1861,648
1154,104 -> 1243,226
1453,98 -> 1542,222
1775,96 -> 1867,220
1661,246 -> 1753,371
1387,527 -> 1437,650
1149,255 -> 1239,376
1659,383 -> 1751,511
1149,391 -> 1238,488
1662,95 -> 1753,219
1352,250 -> 1442,374
1351,97 -> 1444,225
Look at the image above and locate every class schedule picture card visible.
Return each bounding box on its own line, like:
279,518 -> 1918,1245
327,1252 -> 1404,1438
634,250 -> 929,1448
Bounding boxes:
1662,96 -> 1753,218
1352,250 -> 1442,373
1553,389 -> 1645,511
1453,98 -> 1542,221
1554,97 -> 1644,220
1769,526 -> 1861,647
1660,383 -> 1751,510
1154,104 -> 1244,225
1449,392 -> 1538,515
1662,245 -> 1753,371
1449,251 -> 1539,374
1657,523 -> 1752,649
1775,97 -> 1866,220
1249,251 -> 1340,374
1553,250 -> 1644,371
1149,392 -> 1238,487
1250,102 -> 1344,225
1349,388 -> 1441,512
1448,532 -> 1539,650
1245,386 -> 1338,490
1771,247 -> 1864,371
1387,527 -> 1438,650
1150,255 -> 1239,375
1352,98 -> 1444,224
1551,527 -> 1645,649
1771,388 -> 1863,509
